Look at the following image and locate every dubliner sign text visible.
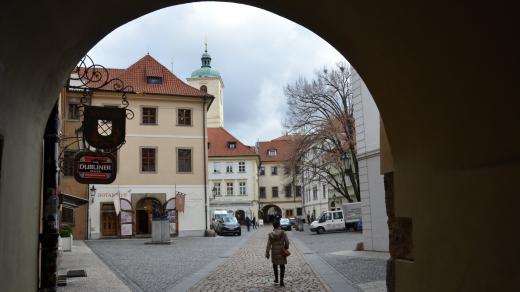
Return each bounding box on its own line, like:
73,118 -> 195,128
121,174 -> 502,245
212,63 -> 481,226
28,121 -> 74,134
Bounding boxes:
74,152 -> 117,184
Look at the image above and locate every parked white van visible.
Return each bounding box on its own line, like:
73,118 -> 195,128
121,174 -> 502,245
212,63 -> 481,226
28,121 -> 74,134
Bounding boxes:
310,203 -> 362,234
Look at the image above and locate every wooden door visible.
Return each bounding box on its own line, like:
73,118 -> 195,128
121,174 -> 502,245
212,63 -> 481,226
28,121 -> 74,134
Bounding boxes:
102,212 -> 117,236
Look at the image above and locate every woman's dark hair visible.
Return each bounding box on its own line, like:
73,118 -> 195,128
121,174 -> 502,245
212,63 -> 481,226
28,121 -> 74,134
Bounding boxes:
272,221 -> 280,228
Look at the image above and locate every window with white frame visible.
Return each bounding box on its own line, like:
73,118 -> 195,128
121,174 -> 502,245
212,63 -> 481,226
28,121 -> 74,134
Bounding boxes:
259,187 -> 266,198
226,182 -> 234,195
177,148 -> 192,173
226,163 -> 233,173
213,162 -> 220,173
213,182 -> 221,196
67,102 -> 80,120
238,161 -> 246,173
272,186 -> 279,198
239,181 -> 246,195
271,166 -> 278,175
313,186 -> 318,200
259,167 -> 265,176
323,185 -> 327,199
267,149 -> 277,156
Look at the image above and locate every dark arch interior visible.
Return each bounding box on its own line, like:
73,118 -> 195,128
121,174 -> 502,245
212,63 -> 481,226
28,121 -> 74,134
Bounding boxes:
0,1 -> 518,291
135,197 -> 163,234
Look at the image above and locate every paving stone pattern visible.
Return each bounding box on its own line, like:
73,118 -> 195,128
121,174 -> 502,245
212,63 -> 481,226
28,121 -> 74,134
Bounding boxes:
58,241 -> 131,292
291,228 -> 387,291
320,254 -> 387,285
190,226 -> 330,292
86,233 -> 248,292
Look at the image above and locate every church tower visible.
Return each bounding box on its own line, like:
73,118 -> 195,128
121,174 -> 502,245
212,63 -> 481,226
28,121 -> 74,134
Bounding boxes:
187,43 -> 224,128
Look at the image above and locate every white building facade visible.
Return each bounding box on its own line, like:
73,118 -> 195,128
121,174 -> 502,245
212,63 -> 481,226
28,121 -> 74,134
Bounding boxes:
207,128 -> 260,224
352,68 -> 389,251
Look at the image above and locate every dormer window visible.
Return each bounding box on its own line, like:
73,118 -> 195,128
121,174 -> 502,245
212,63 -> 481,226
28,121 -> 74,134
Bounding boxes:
228,142 -> 236,149
147,76 -> 162,84
268,149 -> 277,156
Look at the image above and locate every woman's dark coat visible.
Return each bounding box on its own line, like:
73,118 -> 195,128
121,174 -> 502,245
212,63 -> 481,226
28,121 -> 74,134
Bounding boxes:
266,228 -> 290,265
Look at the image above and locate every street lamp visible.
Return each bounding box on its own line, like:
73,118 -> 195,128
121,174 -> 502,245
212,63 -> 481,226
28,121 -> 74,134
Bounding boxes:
89,185 -> 96,203
340,152 -> 351,171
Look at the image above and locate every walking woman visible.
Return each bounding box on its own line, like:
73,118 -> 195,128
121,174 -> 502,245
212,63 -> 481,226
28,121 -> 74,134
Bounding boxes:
265,220 -> 290,286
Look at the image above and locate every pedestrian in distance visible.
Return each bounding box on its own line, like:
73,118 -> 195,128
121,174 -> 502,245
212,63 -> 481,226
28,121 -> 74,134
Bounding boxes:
246,216 -> 251,232
252,216 -> 257,229
265,220 -> 290,287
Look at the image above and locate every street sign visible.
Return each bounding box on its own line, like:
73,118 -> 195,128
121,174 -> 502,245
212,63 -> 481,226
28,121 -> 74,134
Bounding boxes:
74,152 -> 117,184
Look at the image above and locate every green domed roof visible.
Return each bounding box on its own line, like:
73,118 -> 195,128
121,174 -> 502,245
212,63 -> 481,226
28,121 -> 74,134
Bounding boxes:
191,44 -> 221,78
191,67 -> 220,78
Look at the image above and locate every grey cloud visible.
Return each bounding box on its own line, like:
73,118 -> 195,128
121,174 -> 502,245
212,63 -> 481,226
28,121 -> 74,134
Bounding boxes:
88,2 -> 346,145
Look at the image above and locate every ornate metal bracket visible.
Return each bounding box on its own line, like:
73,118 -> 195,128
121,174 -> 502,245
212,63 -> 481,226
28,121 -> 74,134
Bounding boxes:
63,55 -> 135,153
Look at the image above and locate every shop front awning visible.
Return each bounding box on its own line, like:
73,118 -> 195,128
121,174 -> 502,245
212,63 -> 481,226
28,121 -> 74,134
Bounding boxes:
60,193 -> 89,208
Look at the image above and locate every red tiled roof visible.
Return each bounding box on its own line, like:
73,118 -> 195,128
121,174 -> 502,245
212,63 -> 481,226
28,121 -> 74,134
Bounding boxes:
208,128 -> 257,157
257,135 -> 301,162
272,135 -> 304,141
76,55 -> 209,98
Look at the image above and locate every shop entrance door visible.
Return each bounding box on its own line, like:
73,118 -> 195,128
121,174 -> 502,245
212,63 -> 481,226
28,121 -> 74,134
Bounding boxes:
102,212 -> 117,236
135,197 -> 162,235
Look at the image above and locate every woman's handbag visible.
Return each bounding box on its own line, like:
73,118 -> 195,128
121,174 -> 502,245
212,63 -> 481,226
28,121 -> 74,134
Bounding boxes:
281,235 -> 291,257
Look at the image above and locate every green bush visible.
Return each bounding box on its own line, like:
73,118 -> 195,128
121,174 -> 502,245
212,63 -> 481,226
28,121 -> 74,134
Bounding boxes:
60,226 -> 73,238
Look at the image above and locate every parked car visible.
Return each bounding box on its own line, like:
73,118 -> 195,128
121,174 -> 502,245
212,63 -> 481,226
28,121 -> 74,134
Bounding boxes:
214,215 -> 241,236
280,218 -> 292,231
211,210 -> 230,230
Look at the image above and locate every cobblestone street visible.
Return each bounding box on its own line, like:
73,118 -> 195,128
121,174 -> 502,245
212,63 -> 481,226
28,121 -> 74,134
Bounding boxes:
86,229 -> 253,292
190,226 -> 329,292
77,225 -> 387,291
290,227 -> 388,292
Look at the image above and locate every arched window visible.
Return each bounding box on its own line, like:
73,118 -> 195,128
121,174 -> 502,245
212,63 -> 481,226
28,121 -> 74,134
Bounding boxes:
200,85 -> 207,93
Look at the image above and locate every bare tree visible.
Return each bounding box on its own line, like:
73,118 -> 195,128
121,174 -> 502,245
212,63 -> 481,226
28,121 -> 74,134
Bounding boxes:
284,63 -> 360,202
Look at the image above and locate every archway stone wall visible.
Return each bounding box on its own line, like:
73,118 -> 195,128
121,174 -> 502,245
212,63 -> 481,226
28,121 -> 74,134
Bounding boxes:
0,1 -> 519,291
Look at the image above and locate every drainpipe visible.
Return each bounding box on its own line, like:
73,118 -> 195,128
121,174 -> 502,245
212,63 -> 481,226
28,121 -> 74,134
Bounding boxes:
40,101 -> 60,291
202,97 -> 208,233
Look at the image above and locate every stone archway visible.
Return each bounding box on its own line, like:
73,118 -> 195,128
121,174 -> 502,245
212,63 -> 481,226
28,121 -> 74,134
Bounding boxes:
261,204 -> 282,223
135,197 -> 163,235
0,2 -> 519,292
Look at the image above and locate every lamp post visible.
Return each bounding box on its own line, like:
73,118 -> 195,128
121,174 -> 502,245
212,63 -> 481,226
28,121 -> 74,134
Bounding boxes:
89,185 -> 96,203
340,152 -> 351,171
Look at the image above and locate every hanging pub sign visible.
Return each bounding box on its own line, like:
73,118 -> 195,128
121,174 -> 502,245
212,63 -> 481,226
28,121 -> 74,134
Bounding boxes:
83,106 -> 126,150
74,152 -> 117,184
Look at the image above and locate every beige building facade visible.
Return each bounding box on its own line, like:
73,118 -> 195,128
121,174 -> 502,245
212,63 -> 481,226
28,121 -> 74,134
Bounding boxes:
257,136 -> 303,221
64,55 -> 213,238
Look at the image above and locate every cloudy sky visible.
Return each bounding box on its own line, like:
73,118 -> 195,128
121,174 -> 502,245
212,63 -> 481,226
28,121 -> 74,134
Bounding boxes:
88,2 -> 347,145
